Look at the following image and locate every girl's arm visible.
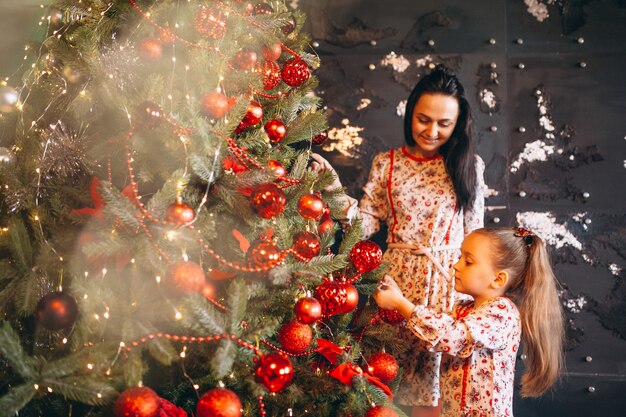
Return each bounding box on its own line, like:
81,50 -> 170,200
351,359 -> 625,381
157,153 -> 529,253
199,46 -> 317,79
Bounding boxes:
463,155 -> 486,236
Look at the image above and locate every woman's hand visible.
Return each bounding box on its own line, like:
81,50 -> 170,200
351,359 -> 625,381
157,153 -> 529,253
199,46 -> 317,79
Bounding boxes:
373,275 -> 405,311
310,153 -> 343,190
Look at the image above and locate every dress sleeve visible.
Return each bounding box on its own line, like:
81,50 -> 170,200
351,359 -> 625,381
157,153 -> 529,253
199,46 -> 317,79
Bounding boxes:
405,298 -> 518,358
358,152 -> 391,239
463,155 -> 486,236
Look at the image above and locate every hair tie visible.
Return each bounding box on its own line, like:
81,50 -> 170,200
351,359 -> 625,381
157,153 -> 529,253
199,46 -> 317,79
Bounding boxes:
514,227 -> 535,246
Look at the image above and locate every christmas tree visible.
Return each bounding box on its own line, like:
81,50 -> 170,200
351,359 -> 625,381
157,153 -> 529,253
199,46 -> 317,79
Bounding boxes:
0,1 -> 407,416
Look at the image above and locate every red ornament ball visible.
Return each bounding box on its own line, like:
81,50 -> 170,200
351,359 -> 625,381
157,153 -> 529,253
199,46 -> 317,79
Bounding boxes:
297,192 -> 325,220
267,160 -> 286,177
364,406 -> 399,417
278,320 -> 313,353
196,388 -> 242,417
318,217 -> 335,235
138,38 -> 163,61
349,240 -> 383,273
246,240 -> 282,269
291,231 -> 321,261
262,43 -> 282,61
264,119 -> 287,143
281,58 -> 310,87
314,279 -> 348,318
366,352 -> 399,383
254,353 -> 294,392
114,386 -> 160,417
379,308 -> 405,325
258,60 -> 281,90
233,48 -> 258,70
135,101 -> 163,129
252,3 -> 273,15
167,261 -> 206,293
249,183 -> 286,218
36,292 -> 78,331
166,201 -> 195,224
194,6 -> 227,39
312,130 -> 328,145
336,283 -> 358,315
294,296 -> 322,324
200,92 -> 230,119
235,101 -> 263,133
281,15 -> 297,35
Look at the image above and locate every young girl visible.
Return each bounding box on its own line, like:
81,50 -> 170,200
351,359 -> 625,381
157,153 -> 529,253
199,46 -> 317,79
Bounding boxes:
312,65 -> 485,416
373,227 -> 565,417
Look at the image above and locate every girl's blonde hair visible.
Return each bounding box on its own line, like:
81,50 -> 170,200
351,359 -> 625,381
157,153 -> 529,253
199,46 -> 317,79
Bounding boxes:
474,227 -> 565,397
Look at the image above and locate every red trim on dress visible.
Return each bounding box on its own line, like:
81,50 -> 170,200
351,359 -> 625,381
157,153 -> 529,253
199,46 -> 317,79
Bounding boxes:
387,149 -> 398,243
401,146 -> 444,162
456,302 -> 473,414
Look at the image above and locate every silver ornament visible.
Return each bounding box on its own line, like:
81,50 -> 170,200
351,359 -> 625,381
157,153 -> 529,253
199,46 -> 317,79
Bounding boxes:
0,86 -> 20,113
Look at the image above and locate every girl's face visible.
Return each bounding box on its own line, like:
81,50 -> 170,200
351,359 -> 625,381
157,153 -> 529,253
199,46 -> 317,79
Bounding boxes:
452,232 -> 498,300
411,93 -> 459,158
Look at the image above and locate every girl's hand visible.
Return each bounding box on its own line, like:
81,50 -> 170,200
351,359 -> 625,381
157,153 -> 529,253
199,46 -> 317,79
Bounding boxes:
373,275 -> 405,310
310,153 -> 343,190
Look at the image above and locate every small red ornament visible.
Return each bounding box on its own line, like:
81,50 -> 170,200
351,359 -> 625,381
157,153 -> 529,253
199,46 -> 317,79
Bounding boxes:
294,296 -> 322,324
246,240 -> 281,269
249,183 -> 286,218
138,38 -> 163,61
336,283 -> 358,315
379,308 -> 405,325
235,101 -> 263,133
365,352 -> 399,383
254,353 -> 294,392
194,6 -> 227,39
297,192 -> 325,220
292,231 -> 321,261
264,119 -> 287,143
281,58 -> 310,87
196,388 -> 242,417
200,282 -> 217,300
114,387 -> 160,417
258,60 -> 281,90
312,130 -> 328,145
278,320 -> 313,353
252,3 -> 273,15
200,92 -> 230,119
135,101 -> 163,129
318,217 -> 335,235
281,15 -> 297,35
262,43 -> 282,61
36,292 -> 78,331
167,261 -> 206,293
166,201 -> 195,224
364,406 -> 399,417
233,49 -> 258,70
267,160 -> 286,177
349,240 -> 383,273
314,278 -> 348,318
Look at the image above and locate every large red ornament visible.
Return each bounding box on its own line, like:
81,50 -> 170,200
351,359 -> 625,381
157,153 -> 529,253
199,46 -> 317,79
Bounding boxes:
138,38 -> 163,61
36,292 -> 78,331
262,43 -> 282,61
364,406 -> 399,417
312,130 -> 328,145
233,49 -> 257,70
166,201 -> 195,224
349,240 -> 383,273
278,320 -> 313,353
336,283 -> 358,315
264,119 -> 287,143
200,92 -> 230,119
196,388 -> 242,417
136,101 -> 163,129
114,387 -> 160,417
167,261 -> 206,293
365,352 -> 399,383
291,231 -> 321,261
249,183 -> 286,218
297,192 -> 324,220
294,296 -> 322,324
194,6 -> 227,39
314,278 -> 348,318
235,101 -> 263,133
246,240 -> 281,269
258,60 -> 281,90
267,160 -> 286,177
254,353 -> 294,392
281,58 -> 310,87
379,308 -> 405,325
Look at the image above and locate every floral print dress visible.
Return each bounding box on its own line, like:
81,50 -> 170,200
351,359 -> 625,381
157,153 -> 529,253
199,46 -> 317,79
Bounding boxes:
358,146 -> 485,406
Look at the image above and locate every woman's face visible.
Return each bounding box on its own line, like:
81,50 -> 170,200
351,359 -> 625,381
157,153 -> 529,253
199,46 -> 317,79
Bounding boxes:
411,93 -> 460,157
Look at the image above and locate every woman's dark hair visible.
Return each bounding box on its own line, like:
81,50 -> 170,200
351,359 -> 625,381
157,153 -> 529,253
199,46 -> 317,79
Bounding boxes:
403,65 -> 478,212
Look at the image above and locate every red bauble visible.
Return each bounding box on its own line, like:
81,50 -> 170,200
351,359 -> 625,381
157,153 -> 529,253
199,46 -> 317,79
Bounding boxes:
196,388 -> 242,417
281,15 -> 297,35
166,201 -> 195,224
136,101 -> 163,129
365,352 -> 399,383
235,101 -> 263,133
246,240 -> 281,269
267,160 -> 286,177
249,183 -> 286,218
314,279 -> 348,318
114,387 -> 160,417
281,58 -> 310,87
233,49 -> 258,70
36,292 -> 78,331
297,192 -> 325,220
292,231 -> 321,261
349,240 -> 383,273
258,60 -> 281,90
138,38 -> 163,61
262,43 -> 282,61
200,282 -> 217,300
252,3 -> 273,15
364,406 -> 399,417
379,308 -> 405,325
254,353 -> 294,392
312,130 -> 328,145
278,320 -> 313,353
264,119 -> 287,143
336,283 -> 358,315
194,6 -> 227,39
318,218 -> 335,235
294,296 -> 322,324
200,92 -> 230,119
167,261 -> 206,293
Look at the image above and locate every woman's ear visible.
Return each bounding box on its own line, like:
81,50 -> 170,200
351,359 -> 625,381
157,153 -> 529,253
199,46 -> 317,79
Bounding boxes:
492,270 -> 509,290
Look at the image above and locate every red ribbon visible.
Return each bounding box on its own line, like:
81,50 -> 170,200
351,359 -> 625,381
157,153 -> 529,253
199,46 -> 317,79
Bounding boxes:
316,339 -> 343,364
329,363 -> 393,399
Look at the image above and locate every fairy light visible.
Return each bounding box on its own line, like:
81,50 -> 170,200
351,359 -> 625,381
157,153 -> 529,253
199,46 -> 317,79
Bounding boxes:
174,310 -> 182,320
87,363 -> 94,370
155,275 -> 161,283
62,338 -> 67,344
97,393 -> 102,399
47,387 -> 53,393
33,384 -> 39,390
120,341 -> 126,348
94,314 -> 100,320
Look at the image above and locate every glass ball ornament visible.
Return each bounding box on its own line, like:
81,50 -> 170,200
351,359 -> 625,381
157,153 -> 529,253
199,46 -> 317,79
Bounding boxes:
249,183 -> 286,219
294,296 -> 322,324
114,386 -> 160,417
36,292 -> 79,331
254,353 -> 294,392
196,388 -> 242,417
